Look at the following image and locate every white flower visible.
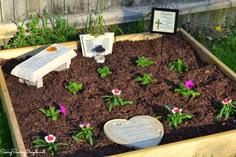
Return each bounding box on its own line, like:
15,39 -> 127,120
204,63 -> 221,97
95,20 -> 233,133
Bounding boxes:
112,89 -> 121,95
79,122 -> 91,128
45,134 -> 56,143
172,107 -> 183,114
222,98 -> 232,105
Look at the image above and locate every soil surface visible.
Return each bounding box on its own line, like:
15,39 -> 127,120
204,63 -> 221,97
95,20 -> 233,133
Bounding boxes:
2,33 -> 236,157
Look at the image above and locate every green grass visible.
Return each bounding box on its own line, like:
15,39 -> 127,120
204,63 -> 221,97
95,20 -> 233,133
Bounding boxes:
185,16 -> 236,73
0,100 -> 14,157
211,33 -> 236,72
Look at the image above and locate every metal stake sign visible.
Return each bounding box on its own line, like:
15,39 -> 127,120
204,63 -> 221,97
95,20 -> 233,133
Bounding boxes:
150,8 -> 179,54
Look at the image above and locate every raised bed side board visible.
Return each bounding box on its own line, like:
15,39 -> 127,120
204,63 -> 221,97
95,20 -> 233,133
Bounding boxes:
0,29 -> 235,157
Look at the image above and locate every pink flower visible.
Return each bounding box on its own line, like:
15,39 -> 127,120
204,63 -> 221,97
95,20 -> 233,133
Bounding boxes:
222,98 -> 232,105
45,134 -> 56,143
79,122 -> 91,128
59,104 -> 67,116
112,89 -> 121,95
184,80 -> 195,89
172,107 -> 183,114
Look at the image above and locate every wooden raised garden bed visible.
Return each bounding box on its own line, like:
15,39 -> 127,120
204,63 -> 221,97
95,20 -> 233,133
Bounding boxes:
0,29 -> 236,157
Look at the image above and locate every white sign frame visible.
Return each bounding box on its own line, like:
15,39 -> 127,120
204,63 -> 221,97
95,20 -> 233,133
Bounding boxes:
150,8 -> 179,34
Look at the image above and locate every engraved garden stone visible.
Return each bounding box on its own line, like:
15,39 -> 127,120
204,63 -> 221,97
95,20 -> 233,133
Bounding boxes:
104,115 -> 164,149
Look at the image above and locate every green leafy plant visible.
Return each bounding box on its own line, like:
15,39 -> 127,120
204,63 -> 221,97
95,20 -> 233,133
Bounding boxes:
65,81 -> 83,94
5,15 -> 77,48
7,20 -> 28,48
108,24 -> 124,36
83,10 -> 104,35
165,105 -> 193,128
102,89 -> 133,112
217,98 -> 236,119
169,58 -> 188,74
72,123 -> 95,145
187,17 -> 236,73
32,134 -> 68,155
175,80 -> 200,97
97,66 -> 112,78
39,104 -> 67,121
136,56 -> 155,67
134,73 -> 155,85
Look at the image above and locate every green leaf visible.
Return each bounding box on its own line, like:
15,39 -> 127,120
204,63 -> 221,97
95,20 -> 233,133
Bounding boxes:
39,109 -> 47,115
164,105 -> 172,113
33,144 -> 47,148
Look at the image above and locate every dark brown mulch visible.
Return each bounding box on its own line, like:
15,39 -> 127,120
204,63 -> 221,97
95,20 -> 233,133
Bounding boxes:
2,33 -> 236,157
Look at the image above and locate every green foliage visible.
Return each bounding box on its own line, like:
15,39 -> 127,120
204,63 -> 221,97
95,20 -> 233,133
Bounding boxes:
83,10 -> 105,35
217,100 -> 236,120
121,18 -> 145,34
0,102 -> 14,156
102,95 -> 133,112
65,81 -> 83,94
39,107 -> 59,121
5,15 -> 77,48
165,105 -> 193,128
169,58 -> 188,74
107,24 -> 124,36
136,56 -> 155,67
32,137 -> 67,155
174,83 -> 200,97
134,73 -> 155,85
97,66 -> 112,78
72,125 -> 94,145
186,16 -> 236,73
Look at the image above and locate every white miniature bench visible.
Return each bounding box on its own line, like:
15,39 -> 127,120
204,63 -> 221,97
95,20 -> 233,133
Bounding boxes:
11,44 -> 77,88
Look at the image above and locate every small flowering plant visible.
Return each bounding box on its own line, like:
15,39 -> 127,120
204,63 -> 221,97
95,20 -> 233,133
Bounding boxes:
168,58 -> 188,74
165,105 -> 193,128
32,134 -> 68,155
174,80 -> 200,97
217,98 -> 236,119
72,123 -> 94,145
102,89 -> 133,112
39,104 -> 67,121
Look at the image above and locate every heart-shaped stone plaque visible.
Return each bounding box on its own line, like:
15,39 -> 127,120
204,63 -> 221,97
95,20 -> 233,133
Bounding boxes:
104,115 -> 164,149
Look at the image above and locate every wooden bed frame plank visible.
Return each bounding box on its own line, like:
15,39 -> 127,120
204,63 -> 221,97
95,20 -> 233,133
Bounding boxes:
0,31 -> 235,157
0,67 -> 26,157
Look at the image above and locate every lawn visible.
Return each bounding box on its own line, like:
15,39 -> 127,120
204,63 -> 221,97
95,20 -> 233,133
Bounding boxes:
0,99 -> 14,157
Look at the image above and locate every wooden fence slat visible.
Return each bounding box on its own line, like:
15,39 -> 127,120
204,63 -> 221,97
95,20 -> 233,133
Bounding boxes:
44,0 -> 53,15
65,0 -> 77,14
111,0 -> 121,9
38,0 -> 48,15
82,0 -> 89,12
104,0 -> 112,10
13,0 -> 27,20
26,0 -> 40,17
0,0 -> 2,22
52,0 -> 65,15
89,0 -> 97,11
0,0 -> 15,22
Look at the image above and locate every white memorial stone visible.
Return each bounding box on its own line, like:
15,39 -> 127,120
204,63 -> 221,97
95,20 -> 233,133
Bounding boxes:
80,32 -> 114,58
11,44 -> 77,88
104,115 -> 164,149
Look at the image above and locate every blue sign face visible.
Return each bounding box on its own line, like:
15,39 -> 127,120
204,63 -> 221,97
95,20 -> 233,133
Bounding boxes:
150,8 -> 179,34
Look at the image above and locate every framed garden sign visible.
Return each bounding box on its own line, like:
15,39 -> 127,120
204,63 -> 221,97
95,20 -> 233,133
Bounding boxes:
150,8 -> 179,34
